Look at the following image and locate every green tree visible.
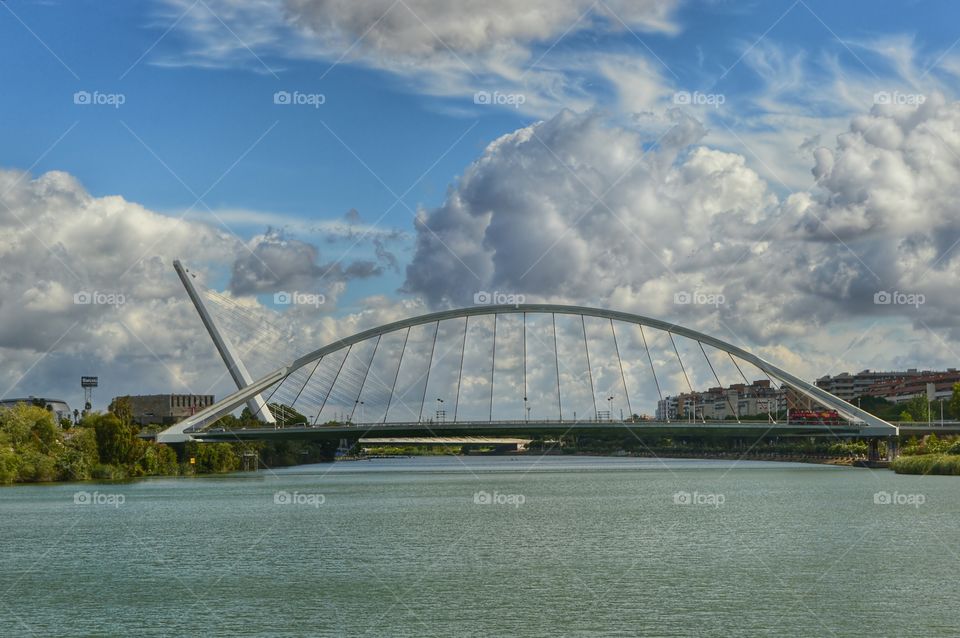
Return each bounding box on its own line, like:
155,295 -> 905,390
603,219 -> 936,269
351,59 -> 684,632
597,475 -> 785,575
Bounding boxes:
949,383 -> 960,420
901,396 -> 931,422
92,413 -> 137,465
56,428 -> 100,481
108,396 -> 134,427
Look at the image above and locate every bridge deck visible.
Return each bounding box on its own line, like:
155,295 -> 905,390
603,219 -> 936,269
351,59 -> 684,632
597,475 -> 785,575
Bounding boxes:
192,419 -> 864,441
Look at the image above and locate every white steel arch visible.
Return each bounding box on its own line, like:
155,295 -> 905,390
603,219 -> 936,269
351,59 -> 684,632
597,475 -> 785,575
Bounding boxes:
157,305 -> 898,442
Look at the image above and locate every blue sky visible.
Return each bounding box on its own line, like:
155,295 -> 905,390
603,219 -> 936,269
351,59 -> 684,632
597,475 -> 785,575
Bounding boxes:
6,0 -> 956,226
2,0 -> 960,408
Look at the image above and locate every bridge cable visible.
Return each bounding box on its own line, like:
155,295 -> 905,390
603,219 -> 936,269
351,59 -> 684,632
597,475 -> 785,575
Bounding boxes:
669,331 -> 699,421
523,312 -> 527,421
489,314 -> 497,422
453,316 -> 468,423
418,321 -> 440,423
291,357 -> 324,415
610,319 -> 633,420
350,335 -> 381,423
726,352 -> 777,423
728,352 -> 752,386
314,344 -> 352,425
553,313 -> 563,421
581,315 -> 598,421
638,325 -> 665,420
383,327 -> 410,423
698,342 -> 740,423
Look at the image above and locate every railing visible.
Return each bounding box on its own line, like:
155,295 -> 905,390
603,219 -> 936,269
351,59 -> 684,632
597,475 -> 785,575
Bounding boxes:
199,418 -> 863,433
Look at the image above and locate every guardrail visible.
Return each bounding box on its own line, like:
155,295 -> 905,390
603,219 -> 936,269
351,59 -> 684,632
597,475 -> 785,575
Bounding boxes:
198,418 -> 862,433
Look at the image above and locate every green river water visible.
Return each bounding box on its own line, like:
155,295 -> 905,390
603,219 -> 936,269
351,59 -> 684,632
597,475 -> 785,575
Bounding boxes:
1,456 -> 957,637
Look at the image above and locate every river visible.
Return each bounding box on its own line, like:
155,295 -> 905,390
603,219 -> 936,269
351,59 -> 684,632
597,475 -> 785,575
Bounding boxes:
2,456 -> 957,637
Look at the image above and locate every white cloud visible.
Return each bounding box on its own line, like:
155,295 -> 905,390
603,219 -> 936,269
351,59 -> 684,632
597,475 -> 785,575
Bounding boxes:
154,0 -> 680,116
403,101 -> 960,382
0,168 -> 400,408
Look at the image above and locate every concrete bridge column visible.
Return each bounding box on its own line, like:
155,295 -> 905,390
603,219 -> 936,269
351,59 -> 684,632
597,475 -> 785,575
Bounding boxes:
886,437 -> 899,461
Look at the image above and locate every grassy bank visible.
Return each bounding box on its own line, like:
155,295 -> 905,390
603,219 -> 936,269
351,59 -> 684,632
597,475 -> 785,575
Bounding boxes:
891,454 -> 960,475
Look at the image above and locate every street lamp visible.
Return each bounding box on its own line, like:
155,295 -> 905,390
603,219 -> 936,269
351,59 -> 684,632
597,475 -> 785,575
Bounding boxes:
607,396 -> 614,422
436,398 -> 444,423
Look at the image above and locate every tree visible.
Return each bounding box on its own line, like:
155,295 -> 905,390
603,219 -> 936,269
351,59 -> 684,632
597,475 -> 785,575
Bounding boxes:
901,396 -> 931,422
949,383 -> 960,420
108,396 -> 134,427
92,413 -> 137,465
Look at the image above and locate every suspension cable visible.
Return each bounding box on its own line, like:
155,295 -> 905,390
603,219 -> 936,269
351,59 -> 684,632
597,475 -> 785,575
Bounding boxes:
638,325 -> 664,419
314,344 -> 352,425
699,342 -> 740,423
553,313 -> 562,421
383,327 -> 410,423
610,319 -> 633,420
581,315 -> 598,421
453,316 -> 468,423
350,335 -> 380,423
418,321 -> 440,423
489,314 -> 497,422
669,331 -> 697,420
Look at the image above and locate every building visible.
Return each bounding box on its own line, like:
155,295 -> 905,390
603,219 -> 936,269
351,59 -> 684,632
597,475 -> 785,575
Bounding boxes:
814,370 -> 912,401
118,394 -> 215,425
658,380 -> 786,421
816,369 -> 960,403
863,370 -> 960,404
0,397 -> 73,424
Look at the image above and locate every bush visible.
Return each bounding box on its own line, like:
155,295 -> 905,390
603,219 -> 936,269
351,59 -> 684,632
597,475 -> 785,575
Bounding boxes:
891,454 -> 960,476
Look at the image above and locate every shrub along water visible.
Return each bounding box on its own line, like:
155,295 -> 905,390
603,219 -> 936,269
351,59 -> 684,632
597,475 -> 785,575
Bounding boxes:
1,403 -> 177,484
891,454 -> 960,475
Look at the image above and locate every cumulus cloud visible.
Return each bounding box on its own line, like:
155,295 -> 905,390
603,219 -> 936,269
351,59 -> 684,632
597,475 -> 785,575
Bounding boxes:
0,169 -> 394,407
403,101 -> 960,376
228,228 -> 382,296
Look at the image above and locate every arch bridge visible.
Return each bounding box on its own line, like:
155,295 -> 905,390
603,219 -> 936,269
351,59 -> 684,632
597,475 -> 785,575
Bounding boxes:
157,304 -> 896,444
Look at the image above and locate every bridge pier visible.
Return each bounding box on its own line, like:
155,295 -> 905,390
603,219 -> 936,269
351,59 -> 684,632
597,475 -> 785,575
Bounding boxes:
886,437 -> 899,461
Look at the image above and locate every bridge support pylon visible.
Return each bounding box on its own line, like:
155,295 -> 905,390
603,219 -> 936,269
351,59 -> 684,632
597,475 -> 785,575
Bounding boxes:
173,260 -> 275,430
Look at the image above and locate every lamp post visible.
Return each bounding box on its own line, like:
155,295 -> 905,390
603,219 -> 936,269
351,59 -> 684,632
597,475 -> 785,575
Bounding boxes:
607,396 -> 614,422
436,398 -> 444,423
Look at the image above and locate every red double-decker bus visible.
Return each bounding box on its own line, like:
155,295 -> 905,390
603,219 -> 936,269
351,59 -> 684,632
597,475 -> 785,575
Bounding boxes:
788,409 -> 843,425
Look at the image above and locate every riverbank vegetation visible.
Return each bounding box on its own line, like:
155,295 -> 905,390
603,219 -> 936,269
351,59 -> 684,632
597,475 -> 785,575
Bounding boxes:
891,433 -> 960,475
0,398 -> 352,484
0,402 -> 181,484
